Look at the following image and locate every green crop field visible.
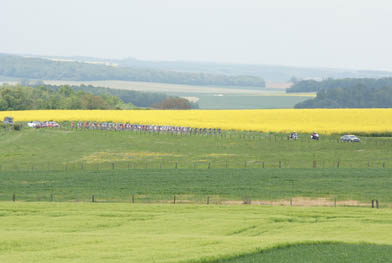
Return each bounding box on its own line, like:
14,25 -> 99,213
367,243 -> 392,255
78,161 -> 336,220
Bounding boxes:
1,169 -> 392,205
212,243 -> 392,263
1,203 -> 392,263
196,94 -> 310,109
2,125 -> 392,262
1,127 -> 392,171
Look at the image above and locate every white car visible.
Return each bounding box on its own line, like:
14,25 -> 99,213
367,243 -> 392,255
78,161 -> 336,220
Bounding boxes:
27,121 -> 41,128
340,135 -> 360,142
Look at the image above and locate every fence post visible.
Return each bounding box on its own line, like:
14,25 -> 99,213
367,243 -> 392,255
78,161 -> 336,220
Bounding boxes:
334,197 -> 336,207
337,161 -> 340,168
12,193 -> 16,202
262,161 -> 265,168
175,162 -> 178,169
290,198 -> 293,206
383,162 -> 385,168
207,196 -> 210,205
112,163 -> 115,170
208,162 -> 211,169
313,160 -> 317,168
173,195 -> 176,204
372,200 -> 375,208
92,195 -> 95,203
376,200 -> 379,209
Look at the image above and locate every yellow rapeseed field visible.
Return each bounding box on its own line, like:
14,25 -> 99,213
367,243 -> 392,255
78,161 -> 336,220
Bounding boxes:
1,109 -> 391,134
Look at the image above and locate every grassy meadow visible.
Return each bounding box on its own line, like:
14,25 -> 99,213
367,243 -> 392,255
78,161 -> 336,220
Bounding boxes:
1,168 -> 392,205
1,203 -> 392,263
1,117 -> 392,262
0,127 -> 392,171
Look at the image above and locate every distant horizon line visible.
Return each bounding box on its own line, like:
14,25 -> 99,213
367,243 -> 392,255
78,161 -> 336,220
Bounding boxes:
2,51 -> 392,74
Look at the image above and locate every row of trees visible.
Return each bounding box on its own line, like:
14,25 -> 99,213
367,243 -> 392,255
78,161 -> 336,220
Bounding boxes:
40,83 -> 171,108
287,77 -> 392,93
0,85 -> 132,110
295,85 -> 392,108
153,97 -> 193,109
0,54 -> 265,88
0,84 -> 199,110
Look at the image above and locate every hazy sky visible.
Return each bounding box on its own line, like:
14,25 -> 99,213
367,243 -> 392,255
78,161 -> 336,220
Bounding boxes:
2,0 -> 392,70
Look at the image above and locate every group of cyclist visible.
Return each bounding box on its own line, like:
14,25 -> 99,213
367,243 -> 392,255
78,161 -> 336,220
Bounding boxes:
70,121 -> 221,135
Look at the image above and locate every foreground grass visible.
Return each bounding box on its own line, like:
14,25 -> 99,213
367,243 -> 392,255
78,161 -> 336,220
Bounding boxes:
211,243 -> 392,263
1,168 -> 392,204
0,128 -> 392,170
1,203 -> 392,263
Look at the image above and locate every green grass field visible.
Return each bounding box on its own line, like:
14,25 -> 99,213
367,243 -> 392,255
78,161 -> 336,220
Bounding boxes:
1,203 -> 392,263
196,94 -> 310,109
1,168 -> 391,205
212,243 -> 392,263
1,127 -> 392,171
2,125 -> 392,262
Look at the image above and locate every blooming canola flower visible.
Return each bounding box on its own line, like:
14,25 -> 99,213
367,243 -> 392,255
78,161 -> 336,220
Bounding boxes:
1,109 -> 391,134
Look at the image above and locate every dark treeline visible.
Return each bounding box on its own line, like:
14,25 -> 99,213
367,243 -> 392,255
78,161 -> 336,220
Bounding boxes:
153,97 -> 193,109
295,85 -> 392,108
0,85 -> 130,110
41,84 -> 199,109
0,84 -> 199,110
42,84 -> 168,108
0,54 -> 265,88
287,77 -> 392,93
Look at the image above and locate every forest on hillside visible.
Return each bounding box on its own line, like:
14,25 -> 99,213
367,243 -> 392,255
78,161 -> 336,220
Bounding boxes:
295,85 -> 392,108
0,54 -> 265,88
287,78 -> 392,93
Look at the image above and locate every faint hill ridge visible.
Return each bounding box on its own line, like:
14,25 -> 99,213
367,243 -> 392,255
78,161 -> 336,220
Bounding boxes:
0,53 -> 265,89
5,53 -> 392,82
24,54 -> 392,82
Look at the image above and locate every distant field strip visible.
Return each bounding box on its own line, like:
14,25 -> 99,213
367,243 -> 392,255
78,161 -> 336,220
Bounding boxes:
2,109 -> 392,134
44,80 -> 269,94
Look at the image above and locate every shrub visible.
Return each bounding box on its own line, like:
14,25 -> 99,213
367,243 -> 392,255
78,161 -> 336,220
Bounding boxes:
13,123 -> 22,131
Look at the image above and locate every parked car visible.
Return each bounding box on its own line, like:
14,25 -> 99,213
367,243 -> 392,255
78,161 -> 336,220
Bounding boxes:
48,121 -> 60,128
340,135 -> 360,142
27,121 -> 42,128
3,116 -> 14,125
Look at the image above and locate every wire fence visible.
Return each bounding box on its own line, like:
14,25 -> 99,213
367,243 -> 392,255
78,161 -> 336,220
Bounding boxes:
4,193 -> 390,209
1,159 -> 391,172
